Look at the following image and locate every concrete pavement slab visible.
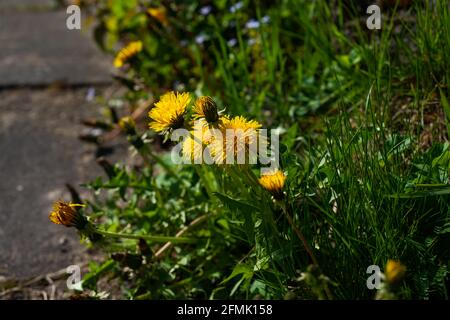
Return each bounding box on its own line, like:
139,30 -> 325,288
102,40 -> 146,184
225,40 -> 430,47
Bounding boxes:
0,88 -> 103,278
0,11 -> 113,87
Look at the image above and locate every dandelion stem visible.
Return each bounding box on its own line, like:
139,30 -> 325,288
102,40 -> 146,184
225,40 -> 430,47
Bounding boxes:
280,202 -> 319,267
242,165 -> 260,187
155,214 -> 208,259
228,166 -> 250,195
96,229 -> 197,244
138,144 -> 179,179
195,166 -> 215,199
149,151 -> 179,178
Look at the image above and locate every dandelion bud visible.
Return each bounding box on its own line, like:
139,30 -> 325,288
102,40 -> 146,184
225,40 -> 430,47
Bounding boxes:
119,116 -> 136,135
119,117 -> 145,149
194,96 -> 220,124
49,201 -> 87,230
147,7 -> 168,26
385,260 -> 406,285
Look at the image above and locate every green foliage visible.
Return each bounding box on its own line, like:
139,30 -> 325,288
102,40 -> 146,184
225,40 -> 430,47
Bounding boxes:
67,0 -> 450,299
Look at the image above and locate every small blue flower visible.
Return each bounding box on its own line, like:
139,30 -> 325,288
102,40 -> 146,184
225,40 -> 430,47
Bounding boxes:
230,2 -> 243,13
195,34 -> 207,44
261,15 -> 270,24
245,19 -> 260,29
227,38 -> 237,47
248,38 -> 257,46
200,6 -> 212,16
86,87 -> 96,102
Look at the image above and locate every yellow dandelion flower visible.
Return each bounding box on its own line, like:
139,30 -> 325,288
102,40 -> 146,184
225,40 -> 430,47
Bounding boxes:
385,260 -> 406,284
259,170 -> 286,199
182,132 -> 207,164
193,96 -> 220,124
49,201 -> 86,229
182,120 -> 217,163
209,116 -> 263,165
149,91 -> 191,134
147,7 -> 168,25
113,41 -> 143,68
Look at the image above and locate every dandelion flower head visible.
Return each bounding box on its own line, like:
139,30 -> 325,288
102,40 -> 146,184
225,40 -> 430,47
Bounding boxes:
113,41 -> 143,68
259,170 -> 286,199
149,91 -> 191,134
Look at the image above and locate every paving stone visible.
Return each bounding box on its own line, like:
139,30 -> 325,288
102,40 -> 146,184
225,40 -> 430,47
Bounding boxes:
0,11 -> 113,87
0,0 -> 56,12
0,88 -> 108,279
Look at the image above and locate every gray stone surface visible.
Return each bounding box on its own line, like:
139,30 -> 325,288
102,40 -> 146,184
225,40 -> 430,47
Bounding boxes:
0,2 -> 123,283
0,0 -> 56,12
0,11 -> 113,87
0,88 -> 104,279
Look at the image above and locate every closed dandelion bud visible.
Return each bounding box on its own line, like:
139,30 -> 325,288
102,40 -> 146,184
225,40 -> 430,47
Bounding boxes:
119,115 -> 145,150
49,201 -> 87,230
258,170 -> 287,200
119,116 -> 136,135
49,201 -> 104,243
194,96 -> 219,123
385,260 -> 406,285
147,7 -> 168,26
